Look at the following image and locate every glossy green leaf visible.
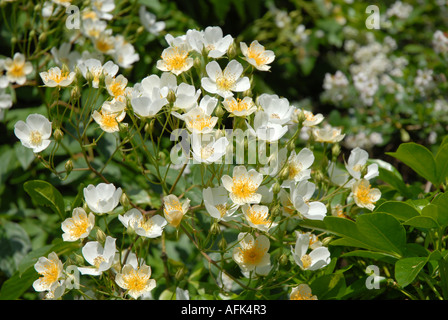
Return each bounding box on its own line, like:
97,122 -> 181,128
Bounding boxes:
375,201 -> 419,221
386,143 -> 438,185
23,180 -> 66,220
395,257 -> 428,287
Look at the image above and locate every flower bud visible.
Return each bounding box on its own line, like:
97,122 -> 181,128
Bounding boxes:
227,41 -> 237,59
210,222 -> 221,235
38,32 -> 46,43
54,128 -> 64,142
271,204 -> 282,217
95,228 -> 107,243
321,236 -> 333,246
120,192 -> 130,209
167,89 -> 176,104
279,166 -> 290,181
218,237 -> 227,251
215,104 -> 225,118
71,86 -> 81,100
287,139 -> 295,152
278,253 -> 289,266
175,267 -> 186,282
272,181 -> 281,195
193,56 -> 202,70
65,159 -> 73,175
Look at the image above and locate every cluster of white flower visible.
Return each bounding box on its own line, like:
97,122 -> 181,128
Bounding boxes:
0,53 -> 33,119
16,18 -> 387,299
46,0 -> 141,70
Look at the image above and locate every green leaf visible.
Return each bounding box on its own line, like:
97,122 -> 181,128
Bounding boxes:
23,180 -> 66,220
435,136 -> 448,185
310,273 -> 346,300
432,192 -> 448,226
395,257 -> 428,287
0,267 -> 39,300
386,142 -> 438,185
375,201 -> 419,221
403,216 -> 439,229
0,221 -> 32,277
356,213 -> 406,257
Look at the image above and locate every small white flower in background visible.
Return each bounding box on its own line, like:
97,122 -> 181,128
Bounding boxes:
81,18 -> 108,39
94,29 -> 117,55
222,96 -> 257,117
257,93 -> 294,125
240,40 -> 275,71
242,204 -> 277,232
176,287 -> 190,300
294,24 -> 309,43
14,113 -> 52,153
290,180 -> 327,221
301,109 -> 324,127
174,95 -> 219,134
157,43 -> 193,76
0,88 -> 13,120
115,263 -> 156,299
83,183 -> 122,214
203,186 -> 239,222
105,74 -> 128,99
139,6 -> 165,36
118,208 -> 167,238
91,0 -> 115,20
172,82 -> 201,112
50,42 -> 82,70
191,132 -> 229,164
61,207 -> 95,242
290,284 -> 317,300
130,73 -> 172,118
221,166 -> 263,205
112,38 -> 140,69
414,69 -> 434,95
312,125 -> 345,143
187,26 -> 233,58
33,252 -> 64,293
201,60 -> 250,98
351,178 -> 381,211
247,111 -> 288,143
78,59 -> 119,88
163,194 -> 190,228
285,148 -> 315,183
4,53 -> 33,85
291,231 -> 330,271
345,147 -> 379,183
92,100 -> 127,133
78,236 -> 117,276
233,232 -> 271,275
386,1 -> 413,20
39,67 -> 76,87
327,161 -> 349,187
433,30 -> 448,54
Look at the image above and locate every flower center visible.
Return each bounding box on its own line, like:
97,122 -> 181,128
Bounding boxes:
288,161 -> 303,180
162,47 -> 189,71
40,261 -> 60,286
9,63 -> 25,78
93,256 -> 105,268
122,269 -> 149,293
247,207 -> 271,226
290,289 -> 314,300
216,75 -> 235,91
355,183 -> 374,205
301,254 -> 312,269
96,38 -> 114,53
68,216 -> 89,239
215,204 -> 227,218
240,243 -> 265,265
187,114 -> 214,132
231,178 -> 257,201
101,113 -> 119,130
138,217 -> 154,233
226,98 -> 250,112
200,145 -> 214,160
108,81 -> 126,97
29,130 -> 43,146
247,46 -> 269,66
